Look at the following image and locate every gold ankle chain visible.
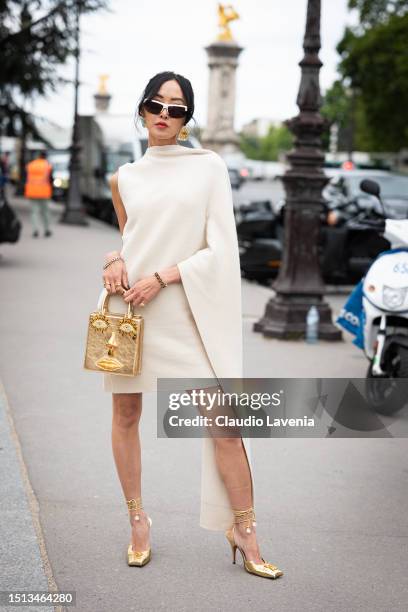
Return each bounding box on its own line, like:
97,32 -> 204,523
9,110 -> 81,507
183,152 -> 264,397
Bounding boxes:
126,497 -> 143,522
233,506 -> 257,534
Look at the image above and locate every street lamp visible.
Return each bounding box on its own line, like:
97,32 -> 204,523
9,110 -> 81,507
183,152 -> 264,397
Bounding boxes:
60,0 -> 88,226
254,0 -> 341,340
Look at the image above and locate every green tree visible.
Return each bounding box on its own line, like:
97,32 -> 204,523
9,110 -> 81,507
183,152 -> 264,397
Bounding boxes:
335,1 -> 408,151
239,124 -> 293,161
321,80 -> 351,150
0,0 -> 108,190
348,0 -> 408,27
0,0 -> 108,127
321,80 -> 374,151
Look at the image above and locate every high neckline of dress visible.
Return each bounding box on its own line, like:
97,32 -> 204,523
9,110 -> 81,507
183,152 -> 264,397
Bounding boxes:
145,143 -> 186,156
142,143 -> 215,161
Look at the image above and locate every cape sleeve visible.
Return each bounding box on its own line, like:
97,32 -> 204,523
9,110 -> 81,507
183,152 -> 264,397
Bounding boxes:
176,154 -> 243,383
177,154 -> 251,532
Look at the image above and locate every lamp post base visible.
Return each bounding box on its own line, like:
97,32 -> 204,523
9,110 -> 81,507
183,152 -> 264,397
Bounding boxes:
253,295 -> 343,341
59,208 -> 89,226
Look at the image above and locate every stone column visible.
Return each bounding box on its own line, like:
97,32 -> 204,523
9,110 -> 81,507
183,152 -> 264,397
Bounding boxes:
201,41 -> 243,154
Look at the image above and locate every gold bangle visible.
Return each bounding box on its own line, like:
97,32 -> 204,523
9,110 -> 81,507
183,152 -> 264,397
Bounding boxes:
154,271 -> 168,288
103,255 -> 123,270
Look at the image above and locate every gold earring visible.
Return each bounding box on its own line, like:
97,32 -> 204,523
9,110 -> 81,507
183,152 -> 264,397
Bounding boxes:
178,125 -> 189,141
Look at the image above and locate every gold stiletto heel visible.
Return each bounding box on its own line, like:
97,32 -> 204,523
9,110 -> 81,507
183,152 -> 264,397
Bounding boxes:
225,528 -> 237,563
224,507 -> 283,579
126,497 -> 152,567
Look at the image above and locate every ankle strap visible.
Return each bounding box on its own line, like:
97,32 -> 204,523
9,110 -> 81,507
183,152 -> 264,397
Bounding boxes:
127,497 -> 143,512
127,497 -> 144,522
232,506 -> 257,534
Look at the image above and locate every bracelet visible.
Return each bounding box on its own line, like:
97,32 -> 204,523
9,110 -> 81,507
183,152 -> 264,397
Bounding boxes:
103,255 -> 123,270
154,271 -> 168,288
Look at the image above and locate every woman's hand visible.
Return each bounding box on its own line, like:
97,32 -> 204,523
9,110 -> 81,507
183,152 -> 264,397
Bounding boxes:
122,275 -> 163,307
122,266 -> 179,306
103,251 -> 130,294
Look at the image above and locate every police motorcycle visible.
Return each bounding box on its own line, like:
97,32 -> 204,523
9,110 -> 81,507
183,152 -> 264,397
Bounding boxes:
337,179 -> 408,415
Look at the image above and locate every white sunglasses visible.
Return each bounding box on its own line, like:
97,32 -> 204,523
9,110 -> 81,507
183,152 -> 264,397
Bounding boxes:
142,97 -> 188,119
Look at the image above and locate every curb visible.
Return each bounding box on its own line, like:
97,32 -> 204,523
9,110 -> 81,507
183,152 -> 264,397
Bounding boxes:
0,379 -> 64,612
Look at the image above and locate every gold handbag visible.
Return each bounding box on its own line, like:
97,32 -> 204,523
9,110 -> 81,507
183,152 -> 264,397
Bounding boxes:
83,291 -> 143,376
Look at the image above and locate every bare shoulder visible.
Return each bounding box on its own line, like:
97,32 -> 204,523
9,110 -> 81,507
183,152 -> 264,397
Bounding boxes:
109,171 -> 119,189
110,161 -> 135,187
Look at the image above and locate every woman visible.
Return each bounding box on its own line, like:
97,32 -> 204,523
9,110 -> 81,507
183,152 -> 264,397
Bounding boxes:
99,71 -> 283,579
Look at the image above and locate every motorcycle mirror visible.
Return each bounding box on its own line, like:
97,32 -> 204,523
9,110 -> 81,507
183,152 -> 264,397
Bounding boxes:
360,179 -> 381,197
359,179 -> 387,217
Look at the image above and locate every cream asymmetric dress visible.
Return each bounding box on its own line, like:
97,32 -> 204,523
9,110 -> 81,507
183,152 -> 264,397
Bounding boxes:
97,143 -> 253,531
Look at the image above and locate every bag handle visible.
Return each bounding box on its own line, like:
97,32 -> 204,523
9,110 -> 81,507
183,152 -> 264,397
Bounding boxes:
100,289 -> 135,318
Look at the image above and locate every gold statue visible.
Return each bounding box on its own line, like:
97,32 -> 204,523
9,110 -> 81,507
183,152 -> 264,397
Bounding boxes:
98,74 -> 109,95
217,3 -> 240,41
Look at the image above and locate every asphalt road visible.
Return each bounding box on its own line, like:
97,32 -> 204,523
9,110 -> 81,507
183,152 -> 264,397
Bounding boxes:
0,194 -> 407,612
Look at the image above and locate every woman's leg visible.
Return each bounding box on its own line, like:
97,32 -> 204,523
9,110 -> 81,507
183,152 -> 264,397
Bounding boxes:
191,385 -> 263,563
213,436 -> 263,563
111,392 -> 150,551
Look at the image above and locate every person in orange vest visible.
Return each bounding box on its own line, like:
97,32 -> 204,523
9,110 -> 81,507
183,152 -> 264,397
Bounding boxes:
24,151 -> 53,238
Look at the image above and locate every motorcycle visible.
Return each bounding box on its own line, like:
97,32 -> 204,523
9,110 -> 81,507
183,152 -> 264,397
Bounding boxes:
337,179 -> 408,415
236,192 -> 391,285
235,199 -> 282,284
320,198 -> 390,284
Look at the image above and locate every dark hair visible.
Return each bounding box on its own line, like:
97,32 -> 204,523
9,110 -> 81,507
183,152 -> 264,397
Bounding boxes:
135,71 -> 196,130
39,150 -> 47,158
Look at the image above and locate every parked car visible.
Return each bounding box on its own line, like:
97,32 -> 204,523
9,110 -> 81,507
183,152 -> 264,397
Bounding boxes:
275,170 -> 408,218
228,167 -> 243,189
244,159 -> 265,180
322,170 -> 408,220
221,152 -> 250,184
243,159 -> 286,181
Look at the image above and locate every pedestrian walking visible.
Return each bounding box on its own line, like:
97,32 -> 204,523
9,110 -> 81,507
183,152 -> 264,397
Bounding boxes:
97,71 -> 283,579
24,151 -> 53,238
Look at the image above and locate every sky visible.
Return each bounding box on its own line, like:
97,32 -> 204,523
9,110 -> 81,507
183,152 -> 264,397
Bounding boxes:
30,0 -> 359,131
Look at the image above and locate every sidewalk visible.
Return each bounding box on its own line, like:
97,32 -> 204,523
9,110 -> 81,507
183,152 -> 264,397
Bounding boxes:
242,282 -> 367,378
0,382 -> 55,612
0,196 -> 407,612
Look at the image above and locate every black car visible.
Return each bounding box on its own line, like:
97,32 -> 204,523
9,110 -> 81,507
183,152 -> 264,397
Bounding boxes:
323,170 -> 408,220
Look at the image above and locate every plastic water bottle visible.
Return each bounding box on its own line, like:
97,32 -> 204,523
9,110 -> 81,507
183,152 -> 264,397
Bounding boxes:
306,306 -> 319,344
